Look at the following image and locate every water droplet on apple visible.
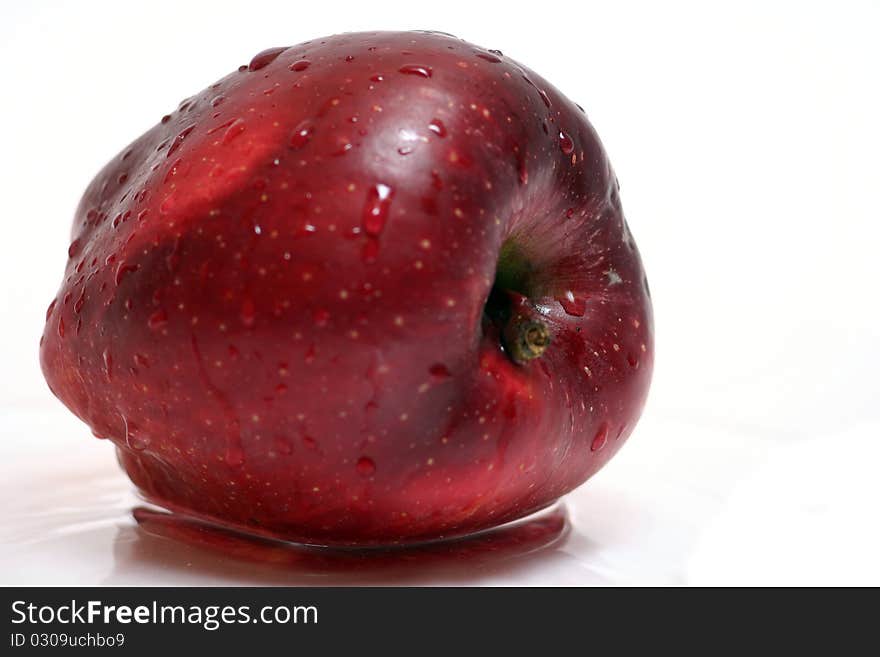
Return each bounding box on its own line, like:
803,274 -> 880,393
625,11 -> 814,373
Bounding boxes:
68,239 -> 82,259
289,120 -> 314,149
331,135 -> 353,156
115,262 -> 139,286
222,118 -> 246,144
556,291 -> 586,316
45,298 -> 57,320
356,456 -> 376,476
124,418 -> 150,451
289,59 -> 311,72
627,353 -> 640,369
429,363 -> 451,380
517,152 -> 528,185
538,89 -> 552,108
57,317 -> 65,338
148,309 -> 168,331
558,131 -> 574,155
362,183 -> 393,237
166,125 -> 195,157
102,348 -> 113,381
476,52 -> 501,63
249,46 -> 286,71
428,118 -> 447,137
302,435 -> 318,450
370,74 -> 384,83
591,424 -> 609,452
398,64 -> 432,78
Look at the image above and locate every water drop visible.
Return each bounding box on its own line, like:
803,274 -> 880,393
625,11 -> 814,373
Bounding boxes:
362,183 -> 393,237
397,146 -> 413,156
102,348 -> 113,381
148,309 -> 168,331
166,125 -> 195,157
428,118 -> 447,137
356,456 -> 376,476
45,299 -> 57,320
115,262 -> 139,286
57,318 -> 65,338
476,52 -> 502,63
124,419 -> 150,451
249,46 -> 286,71
289,59 -> 311,72
591,424 -> 609,452
518,157 -> 528,186
556,291 -> 586,317
559,131 -> 574,155
399,65 -> 432,78
430,363 -> 451,380
222,118 -> 246,144
330,136 -> 353,156
289,120 -> 314,149
68,239 -> 82,258
538,89 -> 552,108
627,354 -> 640,369
73,290 -> 85,314
134,353 -> 150,368
210,95 -> 225,107
370,74 -> 384,82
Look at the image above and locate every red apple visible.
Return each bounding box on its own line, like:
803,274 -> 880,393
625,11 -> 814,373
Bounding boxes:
40,31 -> 653,546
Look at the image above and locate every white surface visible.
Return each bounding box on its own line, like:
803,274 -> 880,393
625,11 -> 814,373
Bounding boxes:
1,1 -> 879,585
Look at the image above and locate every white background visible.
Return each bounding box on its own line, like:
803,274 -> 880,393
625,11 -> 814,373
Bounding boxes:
1,0 -> 878,585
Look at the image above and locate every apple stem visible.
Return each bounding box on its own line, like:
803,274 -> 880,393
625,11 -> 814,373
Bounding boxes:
504,318 -> 550,364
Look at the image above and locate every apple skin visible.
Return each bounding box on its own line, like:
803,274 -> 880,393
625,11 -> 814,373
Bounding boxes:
40,31 -> 653,546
